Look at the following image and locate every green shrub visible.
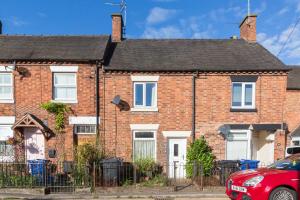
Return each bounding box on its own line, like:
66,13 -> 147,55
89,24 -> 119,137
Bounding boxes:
134,158 -> 156,174
186,136 -> 215,177
75,143 -> 103,165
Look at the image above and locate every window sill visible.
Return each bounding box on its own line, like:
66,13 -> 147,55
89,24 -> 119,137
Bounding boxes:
51,100 -> 78,104
230,108 -> 257,112
0,100 -> 14,104
131,107 -> 159,112
75,133 -> 96,135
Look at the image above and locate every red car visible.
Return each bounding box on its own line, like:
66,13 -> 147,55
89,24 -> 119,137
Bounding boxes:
226,154 -> 300,200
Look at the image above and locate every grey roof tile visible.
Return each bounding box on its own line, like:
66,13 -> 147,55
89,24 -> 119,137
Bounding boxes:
287,66 -> 300,90
105,39 -> 287,71
0,35 -> 110,61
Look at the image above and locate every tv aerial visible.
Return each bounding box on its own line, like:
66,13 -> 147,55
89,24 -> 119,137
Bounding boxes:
105,0 -> 127,35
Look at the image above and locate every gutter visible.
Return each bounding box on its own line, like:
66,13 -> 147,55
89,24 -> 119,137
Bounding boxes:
192,73 -> 198,142
95,61 -> 101,147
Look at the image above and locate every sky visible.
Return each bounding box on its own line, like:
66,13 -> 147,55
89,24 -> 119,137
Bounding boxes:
0,0 -> 299,65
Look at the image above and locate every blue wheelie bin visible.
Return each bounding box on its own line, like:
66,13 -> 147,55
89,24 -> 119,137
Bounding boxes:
240,159 -> 260,170
28,159 -> 50,184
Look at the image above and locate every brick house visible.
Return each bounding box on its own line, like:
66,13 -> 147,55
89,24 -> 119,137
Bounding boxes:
0,35 -> 109,162
285,66 -> 300,148
0,13 -> 292,176
100,14 -> 289,177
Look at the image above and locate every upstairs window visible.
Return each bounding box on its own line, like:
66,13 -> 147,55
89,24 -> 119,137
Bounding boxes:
232,82 -> 255,109
0,73 -> 13,102
134,82 -> 157,108
53,73 -> 77,103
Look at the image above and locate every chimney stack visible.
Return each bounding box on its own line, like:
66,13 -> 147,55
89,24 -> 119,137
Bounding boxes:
239,14 -> 257,42
111,13 -> 123,42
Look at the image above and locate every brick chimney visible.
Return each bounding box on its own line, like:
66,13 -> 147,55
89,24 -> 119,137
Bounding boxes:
239,14 -> 257,42
111,13 -> 123,42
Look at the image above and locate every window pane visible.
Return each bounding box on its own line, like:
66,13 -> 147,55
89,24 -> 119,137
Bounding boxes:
232,83 -> 242,107
134,140 -> 155,160
135,132 -> 154,138
54,87 -> 76,100
245,84 -> 253,106
0,86 -> 12,99
146,83 -> 156,107
0,74 -> 11,85
54,73 -> 76,85
76,125 -> 96,134
0,126 -> 13,141
135,84 -> 143,106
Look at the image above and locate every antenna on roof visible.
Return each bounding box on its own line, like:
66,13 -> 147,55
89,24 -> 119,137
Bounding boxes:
105,0 -> 127,35
247,0 -> 251,23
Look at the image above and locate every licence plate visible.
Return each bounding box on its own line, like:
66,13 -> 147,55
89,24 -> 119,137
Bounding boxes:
231,185 -> 247,193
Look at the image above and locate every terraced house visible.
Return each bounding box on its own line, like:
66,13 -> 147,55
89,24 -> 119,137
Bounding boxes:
0,13 -> 294,177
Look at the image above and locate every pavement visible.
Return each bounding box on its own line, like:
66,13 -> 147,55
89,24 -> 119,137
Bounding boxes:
0,193 -> 229,200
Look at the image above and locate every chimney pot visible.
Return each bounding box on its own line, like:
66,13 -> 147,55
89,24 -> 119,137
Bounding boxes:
239,14 -> 257,42
111,13 -> 123,42
0,20 -> 2,35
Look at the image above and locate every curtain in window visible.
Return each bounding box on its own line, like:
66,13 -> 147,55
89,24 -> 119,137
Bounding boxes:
0,142 -> 13,157
0,74 -> 12,100
232,83 -> 242,106
135,84 -> 143,106
146,83 -> 156,107
245,84 -> 253,106
54,73 -> 76,100
134,140 -> 155,160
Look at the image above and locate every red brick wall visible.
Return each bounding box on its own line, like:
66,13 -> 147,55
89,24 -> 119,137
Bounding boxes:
100,72 -> 287,163
284,90 -> 300,146
0,63 -> 97,161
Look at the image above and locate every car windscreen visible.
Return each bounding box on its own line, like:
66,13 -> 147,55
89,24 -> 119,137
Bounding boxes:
287,147 -> 300,155
268,157 -> 300,170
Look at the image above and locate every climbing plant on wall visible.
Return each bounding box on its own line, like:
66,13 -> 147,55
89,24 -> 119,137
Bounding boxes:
41,101 -> 69,132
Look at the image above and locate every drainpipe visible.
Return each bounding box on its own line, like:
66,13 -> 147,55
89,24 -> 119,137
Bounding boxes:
192,73 -> 197,143
95,61 -> 100,147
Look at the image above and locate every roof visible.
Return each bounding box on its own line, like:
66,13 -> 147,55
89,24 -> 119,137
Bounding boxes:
287,66 -> 300,90
105,39 -> 287,72
0,35 -> 110,61
291,125 -> 300,137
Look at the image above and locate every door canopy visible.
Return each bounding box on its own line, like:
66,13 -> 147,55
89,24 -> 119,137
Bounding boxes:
12,113 -> 52,138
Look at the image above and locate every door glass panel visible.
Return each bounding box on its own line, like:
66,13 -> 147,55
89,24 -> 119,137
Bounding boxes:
174,144 -> 178,156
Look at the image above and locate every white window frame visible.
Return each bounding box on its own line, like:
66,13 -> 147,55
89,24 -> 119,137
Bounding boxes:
52,73 -> 77,103
74,125 -> 96,135
0,73 -> 14,103
132,130 -> 157,161
226,130 -> 251,160
231,82 -> 255,109
132,82 -> 158,112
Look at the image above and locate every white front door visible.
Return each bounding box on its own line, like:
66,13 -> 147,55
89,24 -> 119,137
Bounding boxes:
24,128 -> 45,161
168,138 -> 187,178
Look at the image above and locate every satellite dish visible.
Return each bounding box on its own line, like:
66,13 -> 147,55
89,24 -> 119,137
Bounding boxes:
218,125 -> 230,136
111,95 -> 121,105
